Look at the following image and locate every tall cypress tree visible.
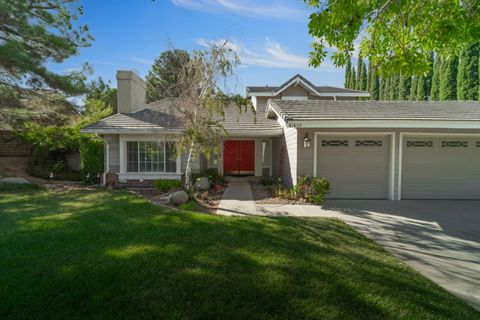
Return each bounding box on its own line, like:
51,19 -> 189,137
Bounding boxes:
414,53 -> 434,101
424,52 -> 434,100
439,56 -> 459,100
457,42 -> 479,100
383,77 -> 391,100
416,76 -> 426,100
350,67 -> 357,89
389,74 -> 398,100
360,60 -> 367,91
409,77 -> 419,100
356,56 -> 365,90
398,74 -> 412,100
430,54 -> 442,100
345,58 -> 352,88
369,66 -> 380,100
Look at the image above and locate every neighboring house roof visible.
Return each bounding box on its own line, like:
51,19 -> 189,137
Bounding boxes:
81,98 -> 283,136
267,99 -> 480,129
246,74 -> 370,97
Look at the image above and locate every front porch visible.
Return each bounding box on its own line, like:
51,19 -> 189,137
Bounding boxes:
210,137 -> 274,178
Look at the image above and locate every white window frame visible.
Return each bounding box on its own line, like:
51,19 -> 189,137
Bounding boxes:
119,135 -> 181,180
126,141 -> 176,173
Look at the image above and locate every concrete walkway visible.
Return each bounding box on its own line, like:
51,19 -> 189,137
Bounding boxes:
216,180 -> 257,216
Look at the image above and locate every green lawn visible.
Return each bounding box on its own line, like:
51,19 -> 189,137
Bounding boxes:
0,189 -> 478,320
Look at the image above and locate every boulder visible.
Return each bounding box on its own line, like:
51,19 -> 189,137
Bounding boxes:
0,177 -> 31,184
169,190 -> 189,205
194,177 -> 210,191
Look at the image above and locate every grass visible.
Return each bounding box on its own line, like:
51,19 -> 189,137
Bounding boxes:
0,182 -> 40,192
0,190 -> 478,320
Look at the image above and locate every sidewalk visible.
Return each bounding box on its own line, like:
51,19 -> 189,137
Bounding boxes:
216,180 -> 257,216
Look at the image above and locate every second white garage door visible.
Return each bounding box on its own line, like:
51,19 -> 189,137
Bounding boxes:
401,137 -> 480,199
316,135 -> 390,199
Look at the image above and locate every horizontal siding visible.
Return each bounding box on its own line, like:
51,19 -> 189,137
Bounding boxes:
104,135 -> 120,173
283,127 -> 297,186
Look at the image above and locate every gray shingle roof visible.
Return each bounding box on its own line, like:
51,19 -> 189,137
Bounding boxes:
82,99 -> 282,136
246,74 -> 369,95
247,85 -> 367,95
269,100 -> 480,121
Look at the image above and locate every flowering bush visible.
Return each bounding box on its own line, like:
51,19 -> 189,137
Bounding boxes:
295,176 -> 330,205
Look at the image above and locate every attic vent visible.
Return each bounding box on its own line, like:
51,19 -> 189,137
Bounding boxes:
321,140 -> 348,147
406,141 -> 433,148
355,140 -> 383,147
441,141 -> 468,148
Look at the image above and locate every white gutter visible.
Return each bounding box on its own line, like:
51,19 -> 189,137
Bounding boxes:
285,119 -> 480,129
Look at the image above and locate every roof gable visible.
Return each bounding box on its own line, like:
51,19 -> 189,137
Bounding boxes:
246,74 -> 370,97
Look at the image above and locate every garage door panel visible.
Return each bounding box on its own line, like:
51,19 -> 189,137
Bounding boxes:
317,136 -> 389,199
402,137 -> 480,199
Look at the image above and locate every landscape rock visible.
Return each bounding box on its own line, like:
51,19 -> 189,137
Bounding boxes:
194,177 -> 210,191
169,190 -> 189,205
0,177 -> 31,184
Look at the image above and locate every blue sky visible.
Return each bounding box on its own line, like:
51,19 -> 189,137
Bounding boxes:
52,0 -> 346,95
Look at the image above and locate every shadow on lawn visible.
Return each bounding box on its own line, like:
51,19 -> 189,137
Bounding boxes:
0,190 -> 478,319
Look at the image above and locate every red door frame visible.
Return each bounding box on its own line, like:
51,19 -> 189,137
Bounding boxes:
223,140 -> 255,175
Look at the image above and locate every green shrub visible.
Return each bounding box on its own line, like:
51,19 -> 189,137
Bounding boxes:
154,179 -> 182,193
295,176 -> 330,205
80,135 -> 104,184
204,168 -> 225,184
270,184 -> 297,200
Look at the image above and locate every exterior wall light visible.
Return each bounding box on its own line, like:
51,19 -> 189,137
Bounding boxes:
303,133 -> 311,148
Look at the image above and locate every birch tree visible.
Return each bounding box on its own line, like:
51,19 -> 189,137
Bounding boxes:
170,42 -> 251,192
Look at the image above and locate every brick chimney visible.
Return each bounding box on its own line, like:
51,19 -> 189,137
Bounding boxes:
116,70 -> 146,114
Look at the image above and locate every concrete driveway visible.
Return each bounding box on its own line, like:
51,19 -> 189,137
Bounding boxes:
257,200 -> 480,311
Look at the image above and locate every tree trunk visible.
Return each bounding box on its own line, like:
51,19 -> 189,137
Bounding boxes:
184,142 -> 195,194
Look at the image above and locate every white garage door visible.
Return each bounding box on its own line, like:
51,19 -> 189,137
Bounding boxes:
402,137 -> 480,199
316,136 -> 390,199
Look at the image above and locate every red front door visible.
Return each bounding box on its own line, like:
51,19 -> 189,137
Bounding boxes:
223,140 -> 255,175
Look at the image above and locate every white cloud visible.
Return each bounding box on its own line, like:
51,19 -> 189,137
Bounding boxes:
171,0 -> 308,21
131,56 -> 153,65
196,38 -> 341,71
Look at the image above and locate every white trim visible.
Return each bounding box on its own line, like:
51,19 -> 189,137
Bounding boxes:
274,77 -> 322,97
397,132 -> 480,200
81,129 -> 182,135
118,173 -> 181,181
248,91 -> 370,98
315,92 -> 370,97
224,129 -> 283,137
313,132 -> 396,200
286,119 -> 480,129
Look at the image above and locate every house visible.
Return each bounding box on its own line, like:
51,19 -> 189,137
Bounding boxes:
81,71 -> 480,200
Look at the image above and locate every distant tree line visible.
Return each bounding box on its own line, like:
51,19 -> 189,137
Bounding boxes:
345,43 -> 480,101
